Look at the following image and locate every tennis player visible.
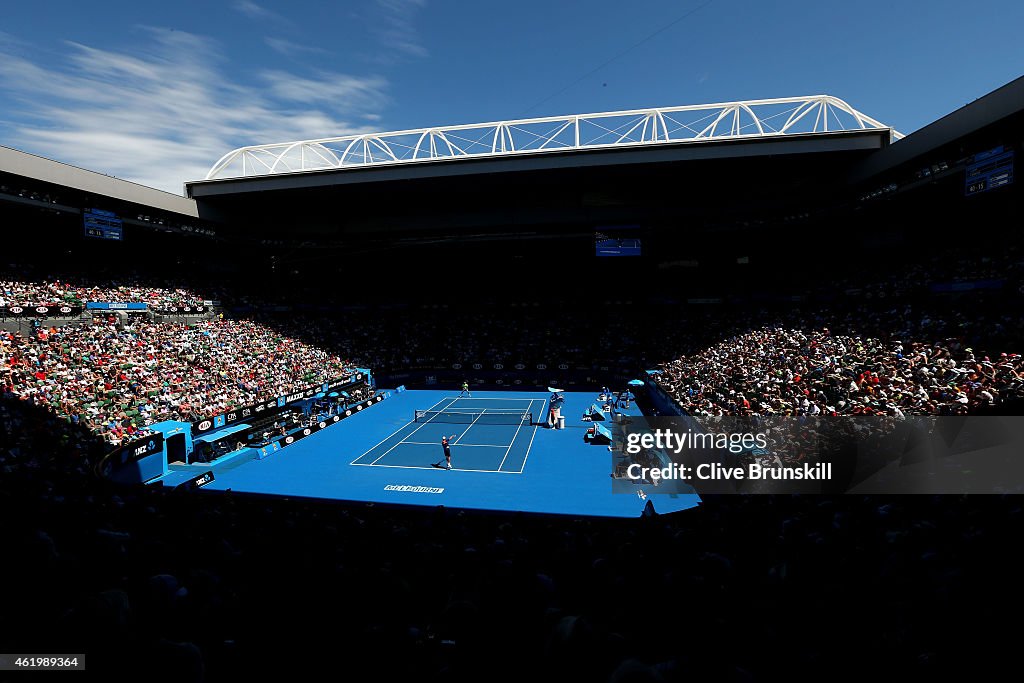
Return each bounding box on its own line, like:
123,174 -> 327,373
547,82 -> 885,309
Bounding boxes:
441,434 -> 457,469
459,380 -> 471,398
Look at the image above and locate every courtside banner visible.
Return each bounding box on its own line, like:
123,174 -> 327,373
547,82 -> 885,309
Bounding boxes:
3,304 -> 83,317
191,374 -> 371,434
154,305 -> 207,315
107,434 -> 164,467
328,376 -> 364,392
610,415 -> 1024,494
192,397 -> 289,434
86,302 -> 147,310
273,396 -> 386,448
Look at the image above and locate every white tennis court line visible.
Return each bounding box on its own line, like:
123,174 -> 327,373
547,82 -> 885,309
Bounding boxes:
445,398 -> 536,411
350,395 -> 454,466
497,398 -> 538,472
510,397 -> 547,474
444,397 -> 536,402
369,397 -> 460,465
451,409 -> 485,445
516,417 -> 543,474
350,462 -> 522,474
401,441 -> 509,448
354,394 -> 547,473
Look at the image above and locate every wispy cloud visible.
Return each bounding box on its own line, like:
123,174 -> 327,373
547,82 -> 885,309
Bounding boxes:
0,28 -> 389,193
265,37 -> 331,58
262,69 -> 388,108
373,0 -> 429,60
232,0 -> 275,21
0,30 -> 21,47
231,1 -> 295,31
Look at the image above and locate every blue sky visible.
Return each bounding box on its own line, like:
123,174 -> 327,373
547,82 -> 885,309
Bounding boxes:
0,0 -> 1021,193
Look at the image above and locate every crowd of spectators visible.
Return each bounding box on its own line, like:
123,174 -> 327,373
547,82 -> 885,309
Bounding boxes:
250,302 -> 691,382
1,269 -> 209,310
3,247 -> 1022,455
1,318 -> 356,446
657,326 -> 1024,419
230,241 -> 1024,389
0,247 -> 1020,679
827,241 -> 1023,300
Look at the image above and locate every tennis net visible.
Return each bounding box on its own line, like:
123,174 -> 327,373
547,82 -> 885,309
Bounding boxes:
414,409 -> 533,425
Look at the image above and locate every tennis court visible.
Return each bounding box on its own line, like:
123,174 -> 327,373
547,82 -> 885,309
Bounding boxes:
156,389 -> 701,517
351,396 -> 545,473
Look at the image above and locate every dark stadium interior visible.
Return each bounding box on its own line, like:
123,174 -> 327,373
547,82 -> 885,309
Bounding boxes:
2,76 -> 1023,681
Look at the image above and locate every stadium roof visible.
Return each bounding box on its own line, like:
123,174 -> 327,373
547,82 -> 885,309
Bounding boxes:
200,95 -> 903,183
850,74 -> 1024,183
0,144 -> 199,217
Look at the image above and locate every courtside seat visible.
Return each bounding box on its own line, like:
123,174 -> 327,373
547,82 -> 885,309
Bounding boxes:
584,422 -> 613,445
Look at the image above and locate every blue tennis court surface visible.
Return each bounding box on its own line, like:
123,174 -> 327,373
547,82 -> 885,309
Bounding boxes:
160,390 -> 702,518
351,396 -> 542,473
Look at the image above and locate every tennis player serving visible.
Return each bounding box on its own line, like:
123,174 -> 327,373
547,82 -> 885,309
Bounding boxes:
441,434 -> 458,469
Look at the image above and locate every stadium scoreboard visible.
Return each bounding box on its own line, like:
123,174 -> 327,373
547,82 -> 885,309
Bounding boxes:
596,238 -> 642,256
595,226 -> 642,257
965,146 -> 1014,196
83,208 -> 123,240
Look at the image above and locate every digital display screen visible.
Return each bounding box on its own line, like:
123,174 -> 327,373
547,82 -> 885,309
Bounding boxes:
83,208 -> 123,240
596,237 -> 642,257
965,146 -> 1014,196
595,226 -> 642,257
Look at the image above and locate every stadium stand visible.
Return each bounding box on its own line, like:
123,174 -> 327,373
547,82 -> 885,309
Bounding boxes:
656,327 -> 1023,418
1,310 -> 357,446
3,239 -> 1022,454
2,75 -> 1023,681
0,275 -> 207,310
